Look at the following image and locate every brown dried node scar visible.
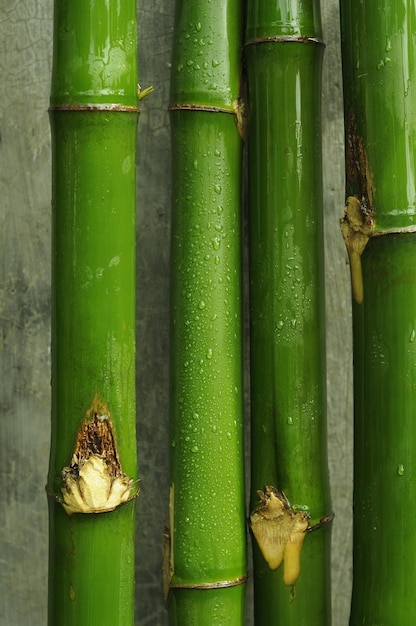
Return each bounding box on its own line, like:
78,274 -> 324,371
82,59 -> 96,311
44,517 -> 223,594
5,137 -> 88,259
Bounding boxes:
250,485 -> 333,586
60,411 -> 137,515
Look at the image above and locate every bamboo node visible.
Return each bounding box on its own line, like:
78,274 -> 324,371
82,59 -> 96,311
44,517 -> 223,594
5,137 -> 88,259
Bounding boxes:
340,196 -> 375,304
249,486 -> 309,586
59,397 -> 138,515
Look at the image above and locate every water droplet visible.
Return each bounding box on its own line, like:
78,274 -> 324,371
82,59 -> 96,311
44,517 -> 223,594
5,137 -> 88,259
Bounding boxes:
191,445 -> 199,453
193,412 -> 199,420
195,22 -> 202,32
193,159 -> 198,169
214,184 -> 221,194
206,348 -> 213,359
187,59 -> 194,67
398,464 -> 405,476
410,329 -> 416,342
171,438 -> 176,448
199,300 -> 206,310
385,38 -> 392,52
211,424 -> 217,432
214,149 -> 221,157
276,320 -> 284,330
212,59 -> 220,67
212,237 -> 221,250
287,416 -> 293,425
215,256 -> 220,265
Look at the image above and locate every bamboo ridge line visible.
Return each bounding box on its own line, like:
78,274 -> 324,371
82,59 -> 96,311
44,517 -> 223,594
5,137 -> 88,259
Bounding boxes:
371,226 -> 416,236
49,104 -> 140,112
169,574 -> 248,589
244,36 -> 324,47
168,103 -> 236,114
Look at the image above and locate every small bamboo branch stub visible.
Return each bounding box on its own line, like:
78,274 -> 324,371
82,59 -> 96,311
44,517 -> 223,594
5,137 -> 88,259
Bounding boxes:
59,396 -> 137,515
250,486 -> 333,587
340,196 -> 375,304
250,486 -> 309,586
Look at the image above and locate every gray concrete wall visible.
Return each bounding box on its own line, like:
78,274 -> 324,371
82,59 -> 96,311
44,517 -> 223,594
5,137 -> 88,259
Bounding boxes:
0,0 -> 352,624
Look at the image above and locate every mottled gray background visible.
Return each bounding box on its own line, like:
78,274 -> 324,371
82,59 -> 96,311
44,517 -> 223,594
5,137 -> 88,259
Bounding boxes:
0,0 -> 352,624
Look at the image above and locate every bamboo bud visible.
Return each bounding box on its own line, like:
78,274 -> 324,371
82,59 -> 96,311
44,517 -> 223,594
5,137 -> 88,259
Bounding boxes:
340,196 -> 374,303
250,486 -> 309,585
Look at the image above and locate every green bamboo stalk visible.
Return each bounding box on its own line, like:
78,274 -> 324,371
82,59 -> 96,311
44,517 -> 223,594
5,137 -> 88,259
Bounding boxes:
47,1 -> 139,624
244,1 -> 332,623
339,2 -> 416,623
167,0 -> 246,622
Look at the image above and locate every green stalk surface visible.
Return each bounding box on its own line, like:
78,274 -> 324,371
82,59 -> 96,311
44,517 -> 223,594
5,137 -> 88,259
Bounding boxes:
245,1 -> 332,623
48,1 -> 139,624
340,2 -> 416,623
168,0 -> 246,623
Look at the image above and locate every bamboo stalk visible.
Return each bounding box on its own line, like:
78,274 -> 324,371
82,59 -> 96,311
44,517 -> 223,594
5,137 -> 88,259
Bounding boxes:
47,1 -> 139,624
167,0 -> 246,622
340,1 -> 416,623
244,1 -> 332,623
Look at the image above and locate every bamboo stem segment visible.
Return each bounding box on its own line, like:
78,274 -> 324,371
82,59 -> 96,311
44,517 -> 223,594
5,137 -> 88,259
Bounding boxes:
245,1 -> 332,623
340,1 -> 416,623
168,0 -> 246,622
48,1 -> 139,623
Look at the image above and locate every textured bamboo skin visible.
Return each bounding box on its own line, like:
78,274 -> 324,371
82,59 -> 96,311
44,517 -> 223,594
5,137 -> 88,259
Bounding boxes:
351,235 -> 416,624
169,0 -> 246,621
170,112 -> 245,586
245,2 -> 332,624
48,1 -> 138,624
170,0 -> 241,109
50,0 -> 138,108
340,2 -> 416,623
340,0 -> 416,232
